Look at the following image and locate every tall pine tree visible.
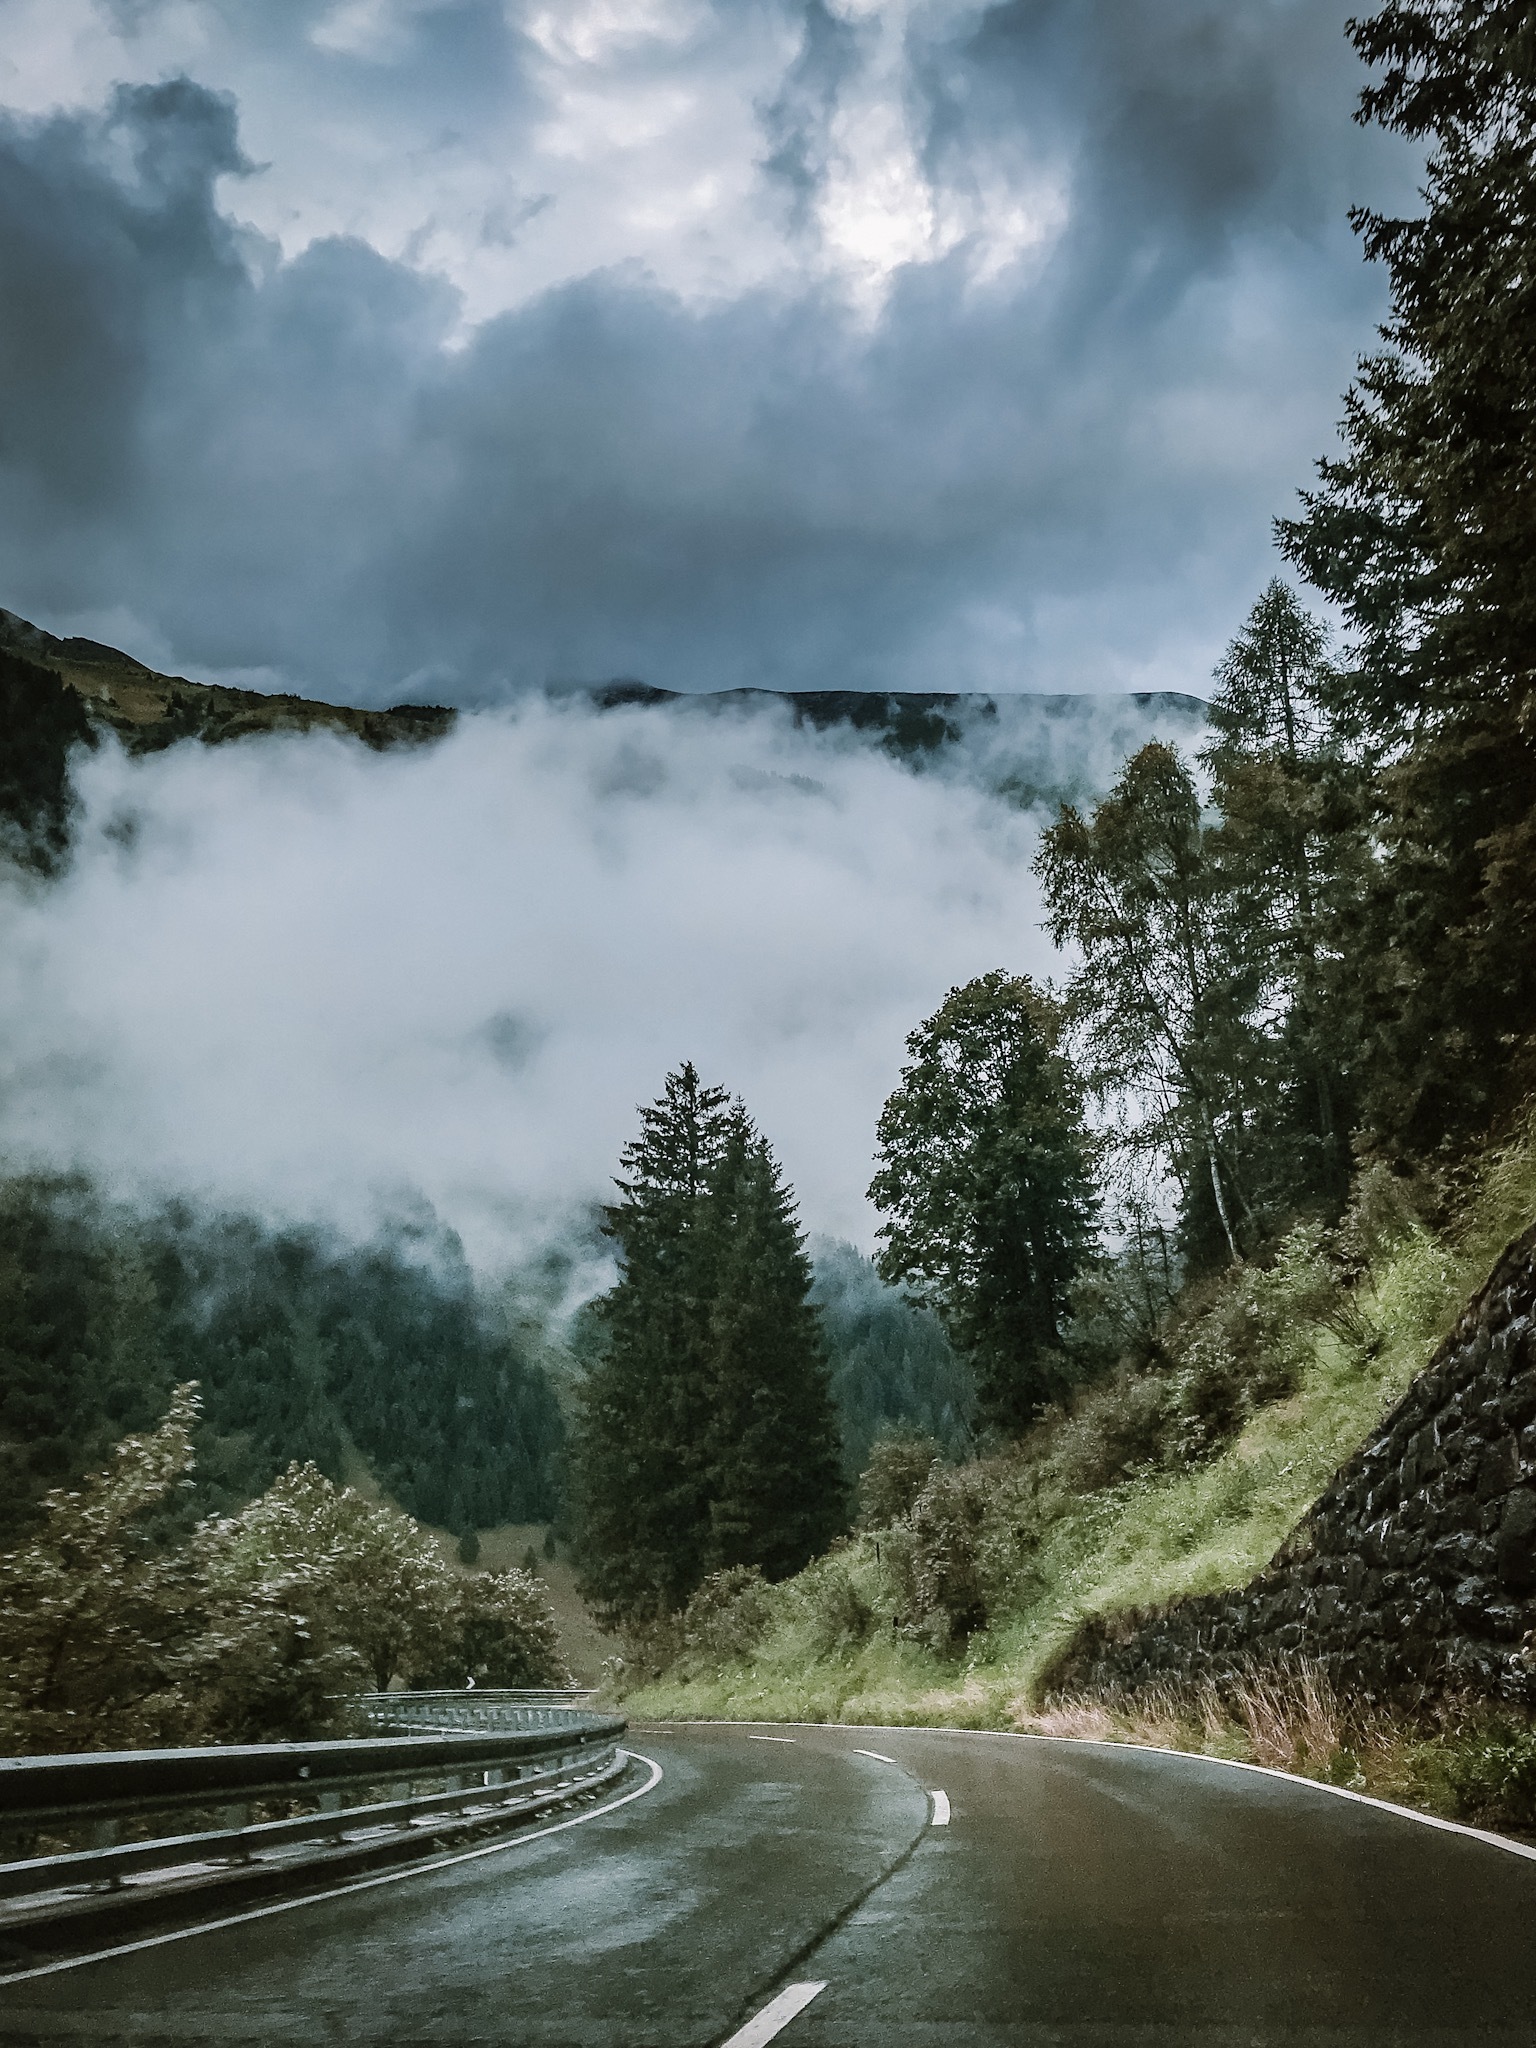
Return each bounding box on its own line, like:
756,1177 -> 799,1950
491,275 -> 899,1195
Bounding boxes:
570,1066 -> 843,1629
1278,1 -> 1536,1156
702,1111 -> 844,1581
1199,581 -> 1366,1213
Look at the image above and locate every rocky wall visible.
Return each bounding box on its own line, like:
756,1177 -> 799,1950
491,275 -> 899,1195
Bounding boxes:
1048,1226 -> 1536,1704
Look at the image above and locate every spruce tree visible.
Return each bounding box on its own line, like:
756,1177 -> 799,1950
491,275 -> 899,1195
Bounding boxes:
569,1067 -> 844,1629
1199,582 -> 1366,1213
570,1063 -> 731,1625
701,1112 -> 844,1580
1278,1 -> 1536,1154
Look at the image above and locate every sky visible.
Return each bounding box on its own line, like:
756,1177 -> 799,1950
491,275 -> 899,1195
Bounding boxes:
0,2 -> 1423,1273
0,0 -> 1419,705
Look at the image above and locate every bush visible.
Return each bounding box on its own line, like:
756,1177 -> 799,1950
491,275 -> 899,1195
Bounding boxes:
679,1566 -> 777,1667
1161,1225 -> 1337,1462
410,1569 -> 568,1688
209,1462 -> 458,1691
904,1463 -> 990,1649
857,1428 -> 942,1530
792,1555 -> 875,1657
0,1387 -> 207,1753
0,1392 -> 374,1751
1440,1721 -> 1536,1829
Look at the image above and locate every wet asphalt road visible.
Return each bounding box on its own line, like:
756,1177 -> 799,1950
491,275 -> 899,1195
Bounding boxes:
3,1721 -> 1536,2046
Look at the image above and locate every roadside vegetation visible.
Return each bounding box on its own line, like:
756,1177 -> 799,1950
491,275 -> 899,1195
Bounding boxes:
613,1125 -> 1536,1838
603,6 -> 1536,1853
0,1385 -> 568,1754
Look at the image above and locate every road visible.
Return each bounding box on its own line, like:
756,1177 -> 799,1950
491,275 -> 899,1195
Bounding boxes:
3,1721 -> 1535,2045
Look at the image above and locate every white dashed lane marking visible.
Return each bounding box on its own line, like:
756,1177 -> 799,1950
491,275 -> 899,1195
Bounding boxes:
747,1735 -> 797,1744
850,1748 -> 897,1764
720,1981 -> 827,2047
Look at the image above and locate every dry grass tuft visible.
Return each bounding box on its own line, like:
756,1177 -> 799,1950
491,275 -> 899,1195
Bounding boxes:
1234,1664 -> 1344,1772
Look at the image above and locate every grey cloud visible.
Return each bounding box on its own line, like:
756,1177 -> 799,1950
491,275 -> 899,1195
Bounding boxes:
0,10 -> 1419,703
760,0 -> 865,228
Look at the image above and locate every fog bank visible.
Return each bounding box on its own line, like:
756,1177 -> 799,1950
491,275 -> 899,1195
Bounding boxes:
0,695 -> 1188,1275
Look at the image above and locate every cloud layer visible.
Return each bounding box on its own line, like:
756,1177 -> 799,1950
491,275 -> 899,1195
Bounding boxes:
0,1 -> 1418,703
0,697 -> 1188,1273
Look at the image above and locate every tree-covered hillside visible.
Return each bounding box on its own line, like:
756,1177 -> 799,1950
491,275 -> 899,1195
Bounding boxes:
0,1176 -> 564,1543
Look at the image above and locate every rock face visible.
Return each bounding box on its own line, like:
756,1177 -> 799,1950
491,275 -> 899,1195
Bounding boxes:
1048,1227 -> 1536,1704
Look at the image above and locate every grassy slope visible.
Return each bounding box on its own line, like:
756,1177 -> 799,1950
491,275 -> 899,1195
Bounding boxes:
623,1136 -> 1532,1734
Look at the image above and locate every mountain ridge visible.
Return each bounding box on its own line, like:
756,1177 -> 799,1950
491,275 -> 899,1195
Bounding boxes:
0,607 -> 1207,757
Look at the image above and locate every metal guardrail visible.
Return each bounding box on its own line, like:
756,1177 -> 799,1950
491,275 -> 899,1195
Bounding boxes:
357,1688 -> 598,1733
0,1701 -> 625,1912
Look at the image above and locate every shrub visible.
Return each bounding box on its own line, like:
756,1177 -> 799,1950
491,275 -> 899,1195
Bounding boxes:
0,1387 -> 207,1753
792,1555 -> 875,1657
904,1463 -> 990,1649
857,1428 -> 943,1530
209,1462 -> 458,1691
410,1569 -> 568,1688
1161,1224 -> 1337,1462
1043,1370 -> 1169,1492
679,1566 -> 777,1667
1440,1721 -> 1536,1829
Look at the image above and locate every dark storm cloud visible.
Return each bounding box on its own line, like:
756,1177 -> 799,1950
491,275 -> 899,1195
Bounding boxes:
0,4 -> 1418,703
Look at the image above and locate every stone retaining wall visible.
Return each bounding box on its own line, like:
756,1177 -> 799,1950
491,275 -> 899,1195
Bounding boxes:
1047,1226 -> 1536,1704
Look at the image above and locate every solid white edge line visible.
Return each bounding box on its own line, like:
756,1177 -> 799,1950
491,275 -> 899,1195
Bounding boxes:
849,1748 -> 897,1764
670,1718 -> 1536,1866
1,1750 -> 666,1985
929,1789 -> 950,1826
1010,1730 -> 1536,1863
719,1980 -> 827,2048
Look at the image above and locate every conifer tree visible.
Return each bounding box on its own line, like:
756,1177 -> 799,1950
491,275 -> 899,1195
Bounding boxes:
1278,1 -> 1536,1153
570,1067 -> 843,1629
1200,581 -> 1365,1211
702,1112 -> 844,1580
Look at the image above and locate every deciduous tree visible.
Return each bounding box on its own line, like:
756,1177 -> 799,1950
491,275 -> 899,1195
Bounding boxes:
868,973 -> 1099,1435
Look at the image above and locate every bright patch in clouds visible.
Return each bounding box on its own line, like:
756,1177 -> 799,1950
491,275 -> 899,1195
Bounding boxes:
0,0 -> 1416,701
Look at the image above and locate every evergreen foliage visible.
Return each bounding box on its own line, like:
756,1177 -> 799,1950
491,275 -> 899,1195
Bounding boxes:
809,1241 -> 975,1475
868,974 -> 1099,1435
0,649 -> 93,872
0,1176 -> 564,1542
1278,0 -> 1536,1155
569,1064 -> 844,1629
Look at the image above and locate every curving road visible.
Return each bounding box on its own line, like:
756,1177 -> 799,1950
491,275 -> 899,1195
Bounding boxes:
3,1721 -> 1536,2045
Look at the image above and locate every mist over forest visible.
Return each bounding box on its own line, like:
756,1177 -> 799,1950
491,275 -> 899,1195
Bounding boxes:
0,636 -> 1191,1541
0,669 -> 1200,1272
